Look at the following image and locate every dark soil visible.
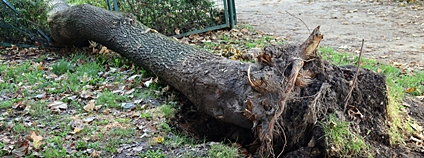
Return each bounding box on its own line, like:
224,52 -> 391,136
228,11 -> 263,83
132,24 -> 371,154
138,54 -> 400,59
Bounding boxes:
172,44 -> 424,157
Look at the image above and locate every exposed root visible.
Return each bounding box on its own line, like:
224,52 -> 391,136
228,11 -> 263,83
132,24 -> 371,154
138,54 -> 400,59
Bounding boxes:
250,26 -> 324,157
344,39 -> 364,111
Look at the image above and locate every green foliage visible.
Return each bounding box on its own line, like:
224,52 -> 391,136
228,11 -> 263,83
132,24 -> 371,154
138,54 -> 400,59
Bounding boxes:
240,24 -> 255,32
119,0 -> 224,36
0,0 -> 49,43
48,136 -> 64,148
88,142 -> 100,149
67,0 -> 108,8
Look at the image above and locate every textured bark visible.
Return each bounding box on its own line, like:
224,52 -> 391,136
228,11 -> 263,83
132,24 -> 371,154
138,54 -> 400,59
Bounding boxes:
48,4 -> 257,128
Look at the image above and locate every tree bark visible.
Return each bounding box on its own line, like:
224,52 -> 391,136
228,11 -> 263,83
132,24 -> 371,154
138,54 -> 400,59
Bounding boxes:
48,2 -> 390,157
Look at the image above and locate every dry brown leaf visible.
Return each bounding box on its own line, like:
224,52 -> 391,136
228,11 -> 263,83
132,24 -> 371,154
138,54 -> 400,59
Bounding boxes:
12,138 -> 29,157
30,130 -> 43,149
406,87 -> 416,93
35,62 -> 44,70
124,88 -> 135,95
90,150 -> 101,157
47,101 -> 68,112
84,100 -> 96,112
99,46 -> 108,54
73,127 -> 83,134
152,135 -> 164,143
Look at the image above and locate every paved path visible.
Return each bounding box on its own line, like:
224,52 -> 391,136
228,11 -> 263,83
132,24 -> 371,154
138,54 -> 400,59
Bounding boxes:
236,0 -> 424,67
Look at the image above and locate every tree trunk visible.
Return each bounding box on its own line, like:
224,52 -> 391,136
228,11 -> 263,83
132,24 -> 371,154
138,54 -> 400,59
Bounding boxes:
48,2 -> 390,157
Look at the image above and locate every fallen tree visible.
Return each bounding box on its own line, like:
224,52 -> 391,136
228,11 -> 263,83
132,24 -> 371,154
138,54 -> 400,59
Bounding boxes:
48,1 -> 392,157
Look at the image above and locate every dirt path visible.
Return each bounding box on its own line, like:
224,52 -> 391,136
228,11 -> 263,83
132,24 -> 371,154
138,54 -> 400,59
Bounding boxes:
236,0 -> 424,68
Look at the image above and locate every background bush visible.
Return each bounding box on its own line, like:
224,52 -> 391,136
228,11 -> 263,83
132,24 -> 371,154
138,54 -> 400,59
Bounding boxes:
0,0 -> 225,45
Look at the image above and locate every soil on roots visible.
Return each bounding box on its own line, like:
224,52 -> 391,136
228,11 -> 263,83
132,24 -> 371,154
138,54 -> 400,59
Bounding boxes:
174,44 -> 424,157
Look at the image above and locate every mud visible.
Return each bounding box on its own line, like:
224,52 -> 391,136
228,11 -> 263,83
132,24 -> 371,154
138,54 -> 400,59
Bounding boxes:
236,0 -> 424,67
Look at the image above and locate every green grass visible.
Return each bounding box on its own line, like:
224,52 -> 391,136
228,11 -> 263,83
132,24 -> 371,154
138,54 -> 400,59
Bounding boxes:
321,114 -> 370,157
51,58 -> 74,75
108,127 -> 135,137
138,149 -> 166,158
239,24 -> 256,32
140,111 -> 153,119
0,100 -> 15,109
29,100 -> 50,117
208,143 -> 241,158
164,133 -> 199,148
12,122 -> 27,134
158,122 -> 172,132
42,148 -> 67,158
105,137 -> 121,153
96,90 -> 130,108
76,140 -> 88,150
161,103 -> 176,118
0,142 -> 5,156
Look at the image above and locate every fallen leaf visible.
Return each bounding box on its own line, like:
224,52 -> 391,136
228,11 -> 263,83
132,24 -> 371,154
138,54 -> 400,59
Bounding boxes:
79,72 -> 92,82
73,127 -> 83,134
90,150 -> 101,157
121,103 -> 135,109
84,100 -> 96,112
34,92 -> 46,99
47,101 -> 68,112
30,130 -> 43,149
127,74 -> 141,81
35,62 -> 44,70
406,87 -> 416,93
152,135 -> 164,143
143,78 -> 154,87
83,116 -> 96,123
124,88 -> 135,95
12,138 -> 29,157
99,46 -> 108,54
